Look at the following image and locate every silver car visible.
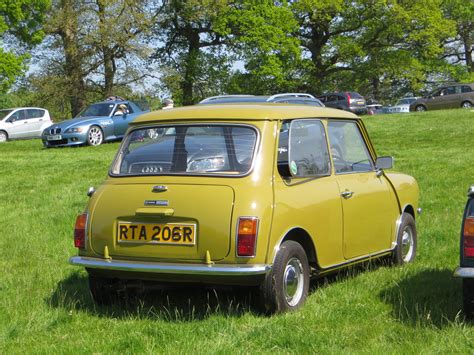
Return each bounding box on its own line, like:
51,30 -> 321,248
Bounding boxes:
0,107 -> 53,142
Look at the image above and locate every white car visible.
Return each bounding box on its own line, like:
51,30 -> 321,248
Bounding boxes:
0,107 -> 53,142
386,97 -> 419,113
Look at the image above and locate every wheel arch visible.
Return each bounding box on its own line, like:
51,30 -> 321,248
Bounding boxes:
461,100 -> 472,108
275,227 -> 318,269
0,130 -> 8,140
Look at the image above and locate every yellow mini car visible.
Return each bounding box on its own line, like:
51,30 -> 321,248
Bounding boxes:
70,104 -> 420,313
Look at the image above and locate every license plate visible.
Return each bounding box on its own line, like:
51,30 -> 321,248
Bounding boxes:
117,222 -> 196,245
47,135 -> 62,141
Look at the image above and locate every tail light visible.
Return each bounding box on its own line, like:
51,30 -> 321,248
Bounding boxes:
236,217 -> 259,257
74,213 -> 88,249
345,92 -> 352,103
463,217 -> 474,258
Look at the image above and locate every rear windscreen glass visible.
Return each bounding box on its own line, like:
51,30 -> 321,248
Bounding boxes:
111,124 -> 258,176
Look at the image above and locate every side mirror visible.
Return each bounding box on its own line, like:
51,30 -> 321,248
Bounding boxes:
375,156 -> 393,170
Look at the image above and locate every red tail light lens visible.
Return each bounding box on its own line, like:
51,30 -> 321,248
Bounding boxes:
345,92 -> 351,103
237,217 -> 258,257
463,217 -> 474,258
74,213 -> 88,249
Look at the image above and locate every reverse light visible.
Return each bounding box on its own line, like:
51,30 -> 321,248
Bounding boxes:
463,217 -> 474,258
237,217 -> 259,257
74,213 -> 88,249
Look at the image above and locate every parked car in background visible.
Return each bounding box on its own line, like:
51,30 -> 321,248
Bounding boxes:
386,97 -> 419,113
317,92 -> 368,115
0,107 -> 53,142
199,93 -> 325,107
366,103 -> 384,115
454,186 -> 474,319
409,83 -> 474,112
69,103 -> 420,313
42,97 -> 149,147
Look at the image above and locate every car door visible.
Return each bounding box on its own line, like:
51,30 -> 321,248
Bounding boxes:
113,103 -> 138,137
6,109 -> 29,138
25,109 -> 46,137
273,119 -> 344,268
327,120 -> 398,259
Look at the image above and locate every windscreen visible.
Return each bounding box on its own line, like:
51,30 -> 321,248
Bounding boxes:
77,103 -> 115,117
112,124 -> 258,176
0,110 -> 13,120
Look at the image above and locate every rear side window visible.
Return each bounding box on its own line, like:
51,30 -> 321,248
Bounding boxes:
461,86 -> 473,93
112,124 -> 258,176
26,109 -> 45,118
287,120 -> 330,177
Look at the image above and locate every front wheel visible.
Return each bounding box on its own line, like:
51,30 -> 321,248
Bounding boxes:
259,240 -> 310,313
463,279 -> 474,319
0,130 -> 8,142
415,105 -> 426,112
87,125 -> 104,146
461,101 -> 472,109
392,213 -> 417,265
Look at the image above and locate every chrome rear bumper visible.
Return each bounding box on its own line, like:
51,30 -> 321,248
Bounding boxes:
69,256 -> 271,276
454,267 -> 474,278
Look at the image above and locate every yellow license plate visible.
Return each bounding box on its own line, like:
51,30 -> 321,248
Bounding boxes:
117,222 -> 196,245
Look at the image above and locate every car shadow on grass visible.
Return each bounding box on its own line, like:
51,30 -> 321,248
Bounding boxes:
380,268 -> 467,328
47,272 -> 260,321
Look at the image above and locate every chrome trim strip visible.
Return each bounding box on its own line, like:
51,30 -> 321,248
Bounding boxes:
69,256 -> 271,276
316,248 -> 394,274
453,267 -> 474,278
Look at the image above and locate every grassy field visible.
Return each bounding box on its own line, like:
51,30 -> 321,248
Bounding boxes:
0,109 -> 473,353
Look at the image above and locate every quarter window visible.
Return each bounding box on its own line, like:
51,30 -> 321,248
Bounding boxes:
286,120 -> 330,177
328,121 -> 374,174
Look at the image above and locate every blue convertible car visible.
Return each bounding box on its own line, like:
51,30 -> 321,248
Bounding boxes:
42,98 -> 149,147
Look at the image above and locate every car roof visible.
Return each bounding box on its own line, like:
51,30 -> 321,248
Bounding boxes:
1,107 -> 47,110
132,104 -> 358,125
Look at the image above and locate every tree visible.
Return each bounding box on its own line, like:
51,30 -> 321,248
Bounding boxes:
0,0 -> 50,95
291,0 -> 455,100
442,0 -> 474,74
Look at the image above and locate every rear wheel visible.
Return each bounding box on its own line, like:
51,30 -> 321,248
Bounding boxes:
0,131 -> 8,142
464,279 -> 474,319
415,105 -> 426,112
392,213 -> 417,265
461,101 -> 472,109
87,125 -> 104,146
259,241 -> 310,313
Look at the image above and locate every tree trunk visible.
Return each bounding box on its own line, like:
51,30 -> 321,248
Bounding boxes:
60,0 -> 86,117
181,28 -> 200,105
97,0 -> 116,97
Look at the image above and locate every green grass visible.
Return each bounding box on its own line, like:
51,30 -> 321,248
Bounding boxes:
1,109 -> 473,353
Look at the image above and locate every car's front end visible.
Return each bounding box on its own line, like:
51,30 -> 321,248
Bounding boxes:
454,186 -> 474,319
42,121 -> 92,147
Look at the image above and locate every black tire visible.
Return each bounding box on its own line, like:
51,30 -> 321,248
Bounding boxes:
86,125 -> 104,146
259,240 -> 310,313
463,278 -> 474,320
392,213 -> 417,265
461,101 -> 472,109
0,130 -> 8,142
415,105 -> 426,112
88,274 -> 118,305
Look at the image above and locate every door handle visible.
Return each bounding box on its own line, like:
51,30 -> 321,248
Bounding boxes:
341,190 -> 354,199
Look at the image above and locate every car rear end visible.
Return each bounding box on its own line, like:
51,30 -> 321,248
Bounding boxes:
345,92 -> 368,115
70,119 -> 276,289
454,186 -> 474,318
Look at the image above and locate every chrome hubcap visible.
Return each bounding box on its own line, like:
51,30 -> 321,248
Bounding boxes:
416,106 -> 425,112
0,132 -> 6,142
462,102 -> 472,109
88,127 -> 103,146
401,226 -> 414,262
283,257 -> 304,306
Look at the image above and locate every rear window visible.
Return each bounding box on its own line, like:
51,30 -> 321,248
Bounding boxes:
111,124 -> 258,176
348,92 -> 363,99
